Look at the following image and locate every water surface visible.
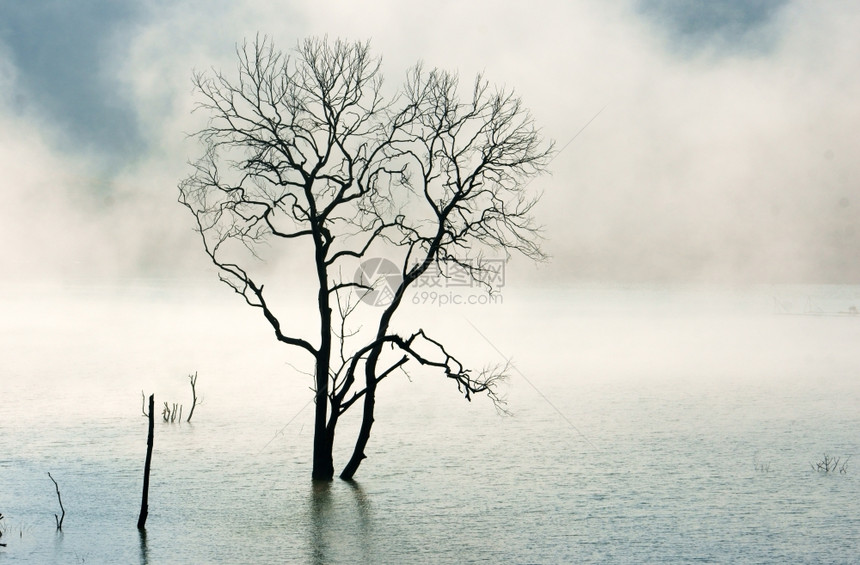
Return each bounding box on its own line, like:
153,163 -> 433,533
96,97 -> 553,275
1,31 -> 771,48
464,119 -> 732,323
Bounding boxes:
1,283 -> 858,563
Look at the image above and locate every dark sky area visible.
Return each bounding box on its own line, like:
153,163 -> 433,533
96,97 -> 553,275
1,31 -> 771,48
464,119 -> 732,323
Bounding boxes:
0,1 -> 144,163
638,0 -> 788,46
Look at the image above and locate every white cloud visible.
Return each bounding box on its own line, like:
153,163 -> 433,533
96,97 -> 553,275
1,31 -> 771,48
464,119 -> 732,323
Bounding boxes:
2,0 -> 859,283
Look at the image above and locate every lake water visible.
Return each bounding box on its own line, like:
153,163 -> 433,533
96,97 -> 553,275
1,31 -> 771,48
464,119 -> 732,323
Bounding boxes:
1,282 -> 859,563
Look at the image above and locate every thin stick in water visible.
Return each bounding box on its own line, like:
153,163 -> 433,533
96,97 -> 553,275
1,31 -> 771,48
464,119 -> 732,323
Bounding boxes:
138,394 -> 155,530
47,472 -> 65,531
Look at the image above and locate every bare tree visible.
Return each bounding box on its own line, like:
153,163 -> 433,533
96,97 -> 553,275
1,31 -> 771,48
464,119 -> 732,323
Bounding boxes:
179,36 -> 552,480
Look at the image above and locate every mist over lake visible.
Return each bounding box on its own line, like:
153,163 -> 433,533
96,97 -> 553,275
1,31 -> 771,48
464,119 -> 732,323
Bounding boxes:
2,283 -> 858,563
3,3 -> 860,561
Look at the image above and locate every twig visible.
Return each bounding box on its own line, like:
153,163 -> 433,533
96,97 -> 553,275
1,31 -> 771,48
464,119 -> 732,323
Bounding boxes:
186,372 -> 200,423
47,472 -> 65,531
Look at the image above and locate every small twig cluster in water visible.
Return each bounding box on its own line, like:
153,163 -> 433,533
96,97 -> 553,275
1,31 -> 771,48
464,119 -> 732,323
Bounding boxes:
754,461 -> 771,473
753,452 -> 772,473
0,514 -> 30,544
141,372 -> 202,424
812,454 -> 849,474
163,402 -> 182,423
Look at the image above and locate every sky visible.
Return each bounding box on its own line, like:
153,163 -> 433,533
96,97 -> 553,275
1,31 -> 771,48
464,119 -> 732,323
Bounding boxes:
1,0 -> 859,285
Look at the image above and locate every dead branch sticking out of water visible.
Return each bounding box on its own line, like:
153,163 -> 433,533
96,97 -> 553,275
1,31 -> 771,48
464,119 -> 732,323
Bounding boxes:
1,512 -> 6,546
151,373 -> 202,424
162,402 -> 181,423
186,372 -> 200,423
138,394 -> 154,530
812,454 -> 849,474
47,473 -> 65,531
753,452 -> 771,473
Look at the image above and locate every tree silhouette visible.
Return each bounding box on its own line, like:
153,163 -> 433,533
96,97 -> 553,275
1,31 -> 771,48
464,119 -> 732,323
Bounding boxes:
179,36 -> 553,480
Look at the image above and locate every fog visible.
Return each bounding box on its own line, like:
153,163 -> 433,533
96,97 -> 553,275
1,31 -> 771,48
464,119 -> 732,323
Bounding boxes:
1,0 -> 859,286
3,7 -> 860,560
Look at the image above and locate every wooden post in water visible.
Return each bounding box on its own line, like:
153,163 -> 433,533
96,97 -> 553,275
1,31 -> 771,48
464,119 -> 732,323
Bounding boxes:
138,394 -> 154,530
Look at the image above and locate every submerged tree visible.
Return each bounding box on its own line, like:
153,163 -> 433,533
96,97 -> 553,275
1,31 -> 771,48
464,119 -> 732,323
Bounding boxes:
179,36 -> 552,480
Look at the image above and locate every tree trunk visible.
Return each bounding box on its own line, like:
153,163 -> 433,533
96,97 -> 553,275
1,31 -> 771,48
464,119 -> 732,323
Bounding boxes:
312,387 -> 334,480
138,394 -> 154,530
341,292 -> 402,480
312,340 -> 334,480
340,354 -> 379,480
339,394 -> 373,480
311,237 -> 335,481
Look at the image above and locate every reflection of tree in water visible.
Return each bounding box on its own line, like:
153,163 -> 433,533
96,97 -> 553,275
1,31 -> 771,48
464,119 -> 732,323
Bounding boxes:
346,481 -> 373,561
138,528 -> 148,565
308,481 -> 373,564
309,480 -> 332,564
